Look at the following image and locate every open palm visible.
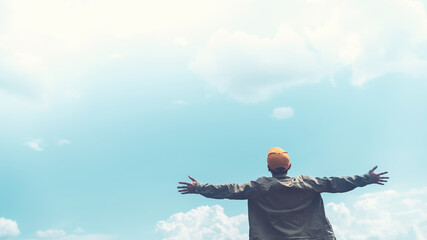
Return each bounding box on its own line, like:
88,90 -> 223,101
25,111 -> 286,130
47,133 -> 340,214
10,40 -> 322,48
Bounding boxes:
368,166 -> 389,185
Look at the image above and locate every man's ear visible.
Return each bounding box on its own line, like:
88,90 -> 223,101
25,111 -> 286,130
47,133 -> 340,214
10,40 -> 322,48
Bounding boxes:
267,165 -> 272,172
287,163 -> 292,171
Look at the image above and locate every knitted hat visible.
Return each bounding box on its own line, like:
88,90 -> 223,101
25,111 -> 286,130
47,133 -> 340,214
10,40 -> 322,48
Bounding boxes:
267,147 -> 290,171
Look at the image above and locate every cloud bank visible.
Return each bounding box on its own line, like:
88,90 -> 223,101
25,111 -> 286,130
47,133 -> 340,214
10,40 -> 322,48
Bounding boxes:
326,188 -> 427,240
156,205 -> 248,240
190,0 -> 427,102
159,188 -> 427,239
0,217 -> 20,238
2,0 -> 427,106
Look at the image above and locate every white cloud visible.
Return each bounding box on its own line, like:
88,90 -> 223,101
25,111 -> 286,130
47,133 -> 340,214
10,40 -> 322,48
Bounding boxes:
190,0 -> 427,102
25,138 -> 71,150
25,139 -> 44,151
56,138 -> 71,146
173,37 -> 190,47
1,0 -> 427,106
37,229 -> 66,238
156,205 -> 248,240
157,188 -> 427,240
190,27 -> 327,103
271,107 -> 294,119
0,217 -> 20,238
326,187 -> 427,240
0,0 -> 241,108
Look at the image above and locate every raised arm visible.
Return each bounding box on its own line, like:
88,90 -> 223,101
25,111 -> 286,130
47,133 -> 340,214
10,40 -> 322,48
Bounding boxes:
300,166 -> 389,193
177,176 -> 262,200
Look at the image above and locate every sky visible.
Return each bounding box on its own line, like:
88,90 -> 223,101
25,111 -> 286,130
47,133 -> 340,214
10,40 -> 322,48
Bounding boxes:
1,0 -> 427,239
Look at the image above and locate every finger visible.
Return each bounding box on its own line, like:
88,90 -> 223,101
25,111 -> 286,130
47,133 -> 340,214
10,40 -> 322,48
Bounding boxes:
182,192 -> 195,194
376,182 -> 384,185
379,179 -> 388,182
178,189 -> 189,193
370,165 -> 378,173
177,186 -> 187,189
379,177 -> 390,179
378,172 -> 388,176
188,175 -> 197,182
178,182 -> 190,185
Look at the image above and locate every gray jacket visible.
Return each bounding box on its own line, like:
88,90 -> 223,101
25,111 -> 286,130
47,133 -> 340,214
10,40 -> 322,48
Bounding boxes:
195,173 -> 374,240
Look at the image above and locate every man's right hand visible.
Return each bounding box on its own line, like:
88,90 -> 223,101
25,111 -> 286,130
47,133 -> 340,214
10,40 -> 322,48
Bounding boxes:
178,176 -> 198,194
368,166 -> 389,185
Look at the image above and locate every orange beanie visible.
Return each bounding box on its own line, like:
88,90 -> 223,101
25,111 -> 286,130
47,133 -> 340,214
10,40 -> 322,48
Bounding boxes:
267,147 -> 291,171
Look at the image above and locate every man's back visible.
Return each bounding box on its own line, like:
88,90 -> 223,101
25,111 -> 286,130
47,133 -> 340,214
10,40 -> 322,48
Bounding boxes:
248,175 -> 336,240
194,172 -> 374,240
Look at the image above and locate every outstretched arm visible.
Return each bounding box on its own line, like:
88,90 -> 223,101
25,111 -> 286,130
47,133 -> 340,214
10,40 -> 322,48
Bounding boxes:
301,166 -> 389,193
177,176 -> 262,199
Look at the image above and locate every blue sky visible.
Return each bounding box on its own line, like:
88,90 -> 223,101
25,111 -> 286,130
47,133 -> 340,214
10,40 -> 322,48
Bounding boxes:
1,0 -> 427,239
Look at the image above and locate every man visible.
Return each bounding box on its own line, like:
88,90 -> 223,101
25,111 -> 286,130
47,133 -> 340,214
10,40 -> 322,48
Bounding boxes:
178,147 -> 389,240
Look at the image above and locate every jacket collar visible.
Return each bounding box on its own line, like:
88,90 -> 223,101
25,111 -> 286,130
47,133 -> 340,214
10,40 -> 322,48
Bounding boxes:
272,172 -> 289,179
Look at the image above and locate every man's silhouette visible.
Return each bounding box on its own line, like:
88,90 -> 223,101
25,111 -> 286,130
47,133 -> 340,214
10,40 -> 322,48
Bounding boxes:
178,147 -> 389,240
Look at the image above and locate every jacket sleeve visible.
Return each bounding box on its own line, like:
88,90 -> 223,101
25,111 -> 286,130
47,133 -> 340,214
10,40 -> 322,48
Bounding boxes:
299,173 -> 374,193
194,180 -> 265,200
